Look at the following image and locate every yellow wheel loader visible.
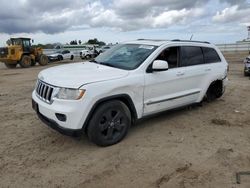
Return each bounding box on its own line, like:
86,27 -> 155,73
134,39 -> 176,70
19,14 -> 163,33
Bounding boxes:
0,37 -> 48,68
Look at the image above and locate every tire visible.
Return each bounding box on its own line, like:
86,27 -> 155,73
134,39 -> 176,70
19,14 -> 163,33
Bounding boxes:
19,55 -> 31,68
244,68 -> 249,76
4,63 -> 17,69
70,55 -> 74,60
38,54 -> 48,66
86,55 -> 90,59
87,100 -> 131,146
205,81 -> 223,102
58,55 -> 63,61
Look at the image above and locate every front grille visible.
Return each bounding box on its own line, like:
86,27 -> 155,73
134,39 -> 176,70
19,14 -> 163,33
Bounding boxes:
0,47 -> 8,58
36,80 -> 55,103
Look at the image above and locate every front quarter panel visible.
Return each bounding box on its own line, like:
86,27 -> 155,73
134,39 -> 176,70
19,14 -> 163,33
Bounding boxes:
79,72 -> 144,125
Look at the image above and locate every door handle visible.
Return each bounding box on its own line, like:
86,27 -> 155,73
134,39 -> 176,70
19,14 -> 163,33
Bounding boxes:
205,68 -> 211,72
176,72 -> 185,76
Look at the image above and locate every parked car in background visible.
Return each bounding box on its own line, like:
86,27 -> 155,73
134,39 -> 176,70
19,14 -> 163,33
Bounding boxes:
243,55 -> 250,76
99,46 -> 111,53
48,50 -> 74,61
80,48 -> 99,59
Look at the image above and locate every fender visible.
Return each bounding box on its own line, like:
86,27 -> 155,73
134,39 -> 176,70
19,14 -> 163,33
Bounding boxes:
82,94 -> 138,131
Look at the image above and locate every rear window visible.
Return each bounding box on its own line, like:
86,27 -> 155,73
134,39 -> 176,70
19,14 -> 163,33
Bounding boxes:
181,46 -> 204,66
202,47 -> 221,63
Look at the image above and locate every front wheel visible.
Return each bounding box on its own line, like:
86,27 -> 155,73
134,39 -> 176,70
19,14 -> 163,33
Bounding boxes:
70,55 -> 74,60
244,68 -> 249,76
87,100 -> 131,146
58,55 -> 63,61
19,55 -> 31,68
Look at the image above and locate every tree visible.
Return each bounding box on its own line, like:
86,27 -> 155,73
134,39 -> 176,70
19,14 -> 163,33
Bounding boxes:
87,38 -> 106,46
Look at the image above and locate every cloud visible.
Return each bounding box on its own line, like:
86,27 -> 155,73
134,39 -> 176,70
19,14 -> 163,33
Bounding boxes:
0,0 -> 249,35
213,5 -> 250,25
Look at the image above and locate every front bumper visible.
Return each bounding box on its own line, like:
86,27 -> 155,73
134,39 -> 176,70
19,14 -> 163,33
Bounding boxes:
32,90 -> 91,133
33,99 -> 82,136
244,66 -> 250,73
48,56 -> 59,61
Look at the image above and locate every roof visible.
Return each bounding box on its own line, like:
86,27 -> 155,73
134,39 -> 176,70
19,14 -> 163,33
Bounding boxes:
125,39 -> 210,47
10,37 -> 31,40
126,39 -> 169,46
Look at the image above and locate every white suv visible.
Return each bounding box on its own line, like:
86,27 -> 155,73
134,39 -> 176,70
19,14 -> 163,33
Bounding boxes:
32,39 -> 228,146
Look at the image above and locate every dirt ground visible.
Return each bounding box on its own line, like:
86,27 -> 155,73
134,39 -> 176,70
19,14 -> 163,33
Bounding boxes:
0,57 -> 250,188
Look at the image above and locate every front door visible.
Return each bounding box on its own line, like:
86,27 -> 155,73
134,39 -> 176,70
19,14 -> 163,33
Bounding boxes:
143,46 -> 202,116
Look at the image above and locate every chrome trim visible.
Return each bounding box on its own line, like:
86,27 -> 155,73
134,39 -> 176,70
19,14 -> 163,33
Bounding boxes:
35,80 -> 56,104
146,91 -> 201,105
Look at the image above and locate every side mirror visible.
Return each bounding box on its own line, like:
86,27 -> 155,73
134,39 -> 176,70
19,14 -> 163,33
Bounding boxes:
31,39 -> 34,43
152,60 -> 169,72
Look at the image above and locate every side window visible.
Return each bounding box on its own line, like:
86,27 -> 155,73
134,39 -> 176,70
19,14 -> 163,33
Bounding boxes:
202,47 -> 221,63
23,40 -> 30,48
62,50 -> 68,54
155,47 -> 179,68
181,46 -> 204,66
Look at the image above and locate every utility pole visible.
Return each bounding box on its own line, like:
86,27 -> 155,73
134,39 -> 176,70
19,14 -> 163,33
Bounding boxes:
248,26 -> 250,39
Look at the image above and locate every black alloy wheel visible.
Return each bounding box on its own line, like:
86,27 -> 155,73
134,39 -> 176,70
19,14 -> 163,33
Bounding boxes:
87,100 -> 131,146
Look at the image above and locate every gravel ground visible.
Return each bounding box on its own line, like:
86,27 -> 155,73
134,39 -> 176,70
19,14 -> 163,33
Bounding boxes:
0,58 -> 250,188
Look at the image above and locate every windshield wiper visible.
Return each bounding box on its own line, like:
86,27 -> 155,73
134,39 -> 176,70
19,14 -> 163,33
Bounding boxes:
99,62 -> 116,68
89,59 -> 98,63
90,59 -> 117,68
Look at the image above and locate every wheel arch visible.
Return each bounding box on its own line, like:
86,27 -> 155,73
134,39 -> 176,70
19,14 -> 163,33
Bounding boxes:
83,94 -> 138,132
204,79 -> 224,101
206,79 -> 223,92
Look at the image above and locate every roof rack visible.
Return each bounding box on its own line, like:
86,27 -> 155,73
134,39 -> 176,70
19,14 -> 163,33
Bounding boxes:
137,39 -> 168,41
171,39 -> 210,44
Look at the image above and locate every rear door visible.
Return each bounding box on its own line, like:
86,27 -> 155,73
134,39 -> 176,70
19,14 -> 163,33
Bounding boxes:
179,46 -> 210,102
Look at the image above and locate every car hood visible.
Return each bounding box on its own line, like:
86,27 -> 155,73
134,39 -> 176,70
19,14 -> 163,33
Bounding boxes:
38,62 -> 129,88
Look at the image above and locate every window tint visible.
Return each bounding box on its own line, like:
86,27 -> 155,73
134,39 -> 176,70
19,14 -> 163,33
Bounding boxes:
202,47 -> 221,63
181,46 -> 203,66
23,40 -> 30,48
156,47 -> 179,68
62,50 -> 69,54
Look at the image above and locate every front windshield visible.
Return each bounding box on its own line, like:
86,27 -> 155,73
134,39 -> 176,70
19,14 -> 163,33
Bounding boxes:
95,44 -> 157,70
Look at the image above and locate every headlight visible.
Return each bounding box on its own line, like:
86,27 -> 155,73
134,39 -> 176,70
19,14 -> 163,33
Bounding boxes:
55,88 -> 85,100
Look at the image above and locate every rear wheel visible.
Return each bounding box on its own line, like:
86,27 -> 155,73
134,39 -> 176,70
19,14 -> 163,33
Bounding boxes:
205,81 -> 223,102
19,55 -> 31,68
87,100 -> 131,146
38,54 -> 48,66
4,63 -> 17,69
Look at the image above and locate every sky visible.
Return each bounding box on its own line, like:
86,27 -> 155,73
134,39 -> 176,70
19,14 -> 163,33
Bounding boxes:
0,0 -> 250,45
